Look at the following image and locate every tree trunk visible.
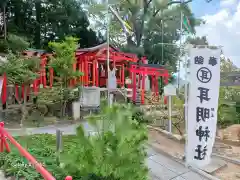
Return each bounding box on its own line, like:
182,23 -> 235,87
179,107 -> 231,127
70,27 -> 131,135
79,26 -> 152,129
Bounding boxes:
20,85 -> 28,127
3,4 -> 6,40
62,100 -> 67,118
34,0 -> 41,48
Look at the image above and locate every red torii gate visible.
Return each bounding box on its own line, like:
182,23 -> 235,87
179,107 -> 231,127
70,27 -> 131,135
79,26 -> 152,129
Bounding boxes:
1,49 -> 54,106
1,45 -> 170,106
128,61 -> 169,104
75,43 -> 138,87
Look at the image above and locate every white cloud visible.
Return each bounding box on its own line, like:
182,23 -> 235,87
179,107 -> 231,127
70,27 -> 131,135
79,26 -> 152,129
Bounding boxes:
196,2 -> 240,67
220,0 -> 237,7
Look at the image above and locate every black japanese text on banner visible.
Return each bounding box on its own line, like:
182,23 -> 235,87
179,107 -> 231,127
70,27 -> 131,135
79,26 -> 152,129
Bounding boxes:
186,47 -> 221,167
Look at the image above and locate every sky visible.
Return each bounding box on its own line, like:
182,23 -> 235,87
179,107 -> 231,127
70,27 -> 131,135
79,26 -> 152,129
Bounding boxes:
191,0 -> 240,67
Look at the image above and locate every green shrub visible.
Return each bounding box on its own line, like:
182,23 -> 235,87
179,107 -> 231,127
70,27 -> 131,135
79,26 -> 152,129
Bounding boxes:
132,108 -> 147,124
217,103 -> 238,128
0,39 -> 8,52
63,103 -> 148,180
0,104 -> 148,180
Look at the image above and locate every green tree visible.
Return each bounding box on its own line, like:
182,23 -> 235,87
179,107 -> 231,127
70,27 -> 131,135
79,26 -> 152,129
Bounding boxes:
0,33 -> 29,53
1,0 -> 102,50
220,56 -> 239,72
37,37 -> 83,118
185,36 -> 208,46
87,0 -> 204,70
0,52 -> 40,125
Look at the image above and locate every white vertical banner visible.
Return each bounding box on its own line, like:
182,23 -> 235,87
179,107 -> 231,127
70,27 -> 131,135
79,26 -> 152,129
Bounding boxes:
0,77 -> 3,96
186,47 -> 221,168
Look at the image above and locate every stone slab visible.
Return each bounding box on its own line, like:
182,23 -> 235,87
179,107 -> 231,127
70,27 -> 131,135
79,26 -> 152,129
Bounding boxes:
181,171 -> 208,180
149,154 -> 189,174
200,158 -> 227,173
171,176 -> 186,180
147,158 -> 177,179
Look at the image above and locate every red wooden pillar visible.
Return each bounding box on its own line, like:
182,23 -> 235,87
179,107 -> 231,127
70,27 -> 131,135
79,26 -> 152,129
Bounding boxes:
39,61 -> 43,86
163,70 -> 169,105
80,57 -> 84,86
82,57 -> 86,86
85,58 -> 89,86
152,75 -> 158,98
95,61 -> 99,87
42,64 -> 46,88
41,56 -> 47,88
121,64 -> 125,87
141,69 -> 146,105
93,60 -> 96,86
132,66 -> 137,103
32,80 -> 37,95
155,75 -> 159,97
49,68 -> 53,88
78,59 -> 82,84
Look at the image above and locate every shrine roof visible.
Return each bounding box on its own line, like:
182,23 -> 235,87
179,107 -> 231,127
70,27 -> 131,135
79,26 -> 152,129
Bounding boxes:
76,42 -> 120,52
76,43 -> 139,62
130,63 -> 166,69
23,48 -> 47,55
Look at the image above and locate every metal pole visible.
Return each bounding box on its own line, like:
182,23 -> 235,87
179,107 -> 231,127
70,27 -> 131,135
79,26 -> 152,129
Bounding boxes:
160,20 -> 164,90
106,1 -> 111,106
168,96 -> 172,133
184,45 -> 189,167
56,129 -> 62,165
56,129 -> 62,152
161,19 -> 163,65
161,10 -> 163,65
178,1 -> 183,90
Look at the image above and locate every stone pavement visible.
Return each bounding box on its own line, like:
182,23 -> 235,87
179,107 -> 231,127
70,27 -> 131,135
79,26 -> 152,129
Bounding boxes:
6,123 -> 209,180
147,148 -> 208,180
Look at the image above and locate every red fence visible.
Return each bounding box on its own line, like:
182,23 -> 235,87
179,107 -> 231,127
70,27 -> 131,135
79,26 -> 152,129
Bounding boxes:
0,122 -> 72,180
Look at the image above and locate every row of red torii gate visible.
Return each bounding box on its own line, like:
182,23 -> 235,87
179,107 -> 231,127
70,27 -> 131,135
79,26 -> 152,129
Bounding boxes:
1,43 -> 170,106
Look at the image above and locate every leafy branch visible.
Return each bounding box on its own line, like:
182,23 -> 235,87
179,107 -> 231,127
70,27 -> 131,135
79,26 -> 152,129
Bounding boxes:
36,37 -> 83,118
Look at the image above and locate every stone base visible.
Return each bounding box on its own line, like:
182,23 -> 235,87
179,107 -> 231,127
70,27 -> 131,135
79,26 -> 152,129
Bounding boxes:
200,158 -> 227,173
